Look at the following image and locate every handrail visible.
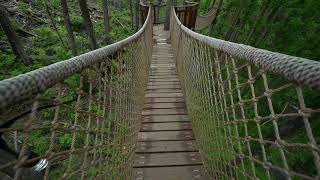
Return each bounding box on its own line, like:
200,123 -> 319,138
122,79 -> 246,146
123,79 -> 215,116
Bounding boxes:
171,7 -> 320,180
0,8 -> 152,109
171,8 -> 320,91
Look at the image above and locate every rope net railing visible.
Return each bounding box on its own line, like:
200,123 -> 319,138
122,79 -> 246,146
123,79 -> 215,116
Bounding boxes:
0,7 -> 152,180
171,8 -> 320,180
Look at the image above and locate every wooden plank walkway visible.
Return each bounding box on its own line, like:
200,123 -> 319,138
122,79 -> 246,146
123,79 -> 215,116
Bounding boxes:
132,25 -> 208,180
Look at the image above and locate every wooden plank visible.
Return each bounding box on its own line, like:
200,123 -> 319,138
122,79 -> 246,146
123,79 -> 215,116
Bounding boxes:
147,84 -> 182,89
133,166 -> 209,180
140,122 -> 192,131
148,81 -> 181,86
142,108 -> 187,115
149,72 -> 178,76
133,152 -> 202,167
144,102 -> 185,109
148,79 -> 180,82
136,140 -> 198,153
148,75 -> 179,79
146,89 -> 182,93
150,61 -> 175,64
142,115 -> 190,123
145,97 -> 185,103
145,92 -> 183,98
150,64 -> 175,68
138,131 -> 195,141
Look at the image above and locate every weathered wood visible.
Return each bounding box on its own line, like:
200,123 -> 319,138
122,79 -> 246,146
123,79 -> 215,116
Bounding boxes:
144,102 -> 185,109
133,25 -> 208,179
133,166 -> 208,180
142,115 -> 190,123
142,108 -> 187,115
145,97 -> 185,103
140,122 -> 192,131
138,131 -> 195,141
136,140 -> 198,153
145,92 -> 183,98
133,152 -> 202,167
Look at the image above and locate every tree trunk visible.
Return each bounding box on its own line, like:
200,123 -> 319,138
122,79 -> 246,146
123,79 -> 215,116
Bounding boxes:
164,0 -> 174,30
0,5 -> 31,65
208,0 -> 223,36
245,0 -> 270,44
79,0 -> 98,50
44,0 -> 66,47
60,0 -> 78,56
253,5 -> 283,46
134,0 -> 140,31
207,0 -> 216,12
113,0 -> 121,8
223,1 -> 247,41
129,0 -> 134,29
102,0 -> 112,44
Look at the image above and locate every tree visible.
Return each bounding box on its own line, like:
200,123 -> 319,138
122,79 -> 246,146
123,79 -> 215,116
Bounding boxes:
44,0 -> 66,47
223,0 -> 249,41
208,0 -> 223,36
0,5 -> 31,65
164,0 -> 174,30
134,0 -> 140,31
102,0 -> 112,44
60,0 -> 78,56
129,0 -> 134,29
79,0 -> 98,50
244,0 -> 271,44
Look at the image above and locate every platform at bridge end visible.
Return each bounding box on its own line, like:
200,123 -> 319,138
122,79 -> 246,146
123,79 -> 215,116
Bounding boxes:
132,25 -> 208,180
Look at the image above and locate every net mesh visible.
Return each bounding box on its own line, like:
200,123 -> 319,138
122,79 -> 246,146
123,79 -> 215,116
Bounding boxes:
171,8 -> 320,180
0,9 -> 152,180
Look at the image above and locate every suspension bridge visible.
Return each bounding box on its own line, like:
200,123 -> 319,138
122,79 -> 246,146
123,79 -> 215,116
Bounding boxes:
0,4 -> 320,180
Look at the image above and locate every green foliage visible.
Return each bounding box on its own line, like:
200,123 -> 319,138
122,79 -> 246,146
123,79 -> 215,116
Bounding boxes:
58,133 -> 73,150
30,130 -> 50,154
205,0 -> 320,60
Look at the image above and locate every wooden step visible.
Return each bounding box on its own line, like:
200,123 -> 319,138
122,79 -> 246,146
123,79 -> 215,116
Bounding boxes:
140,122 -> 192,131
133,152 -> 202,167
147,85 -> 182,89
142,108 -> 187,116
148,78 -> 179,82
145,92 -> 183,98
146,89 -> 182,93
148,82 -> 181,86
133,166 -> 208,180
144,102 -> 185,109
142,115 -> 190,123
148,76 -> 179,79
138,131 -> 195,141
145,97 -> 185,103
136,140 -> 198,153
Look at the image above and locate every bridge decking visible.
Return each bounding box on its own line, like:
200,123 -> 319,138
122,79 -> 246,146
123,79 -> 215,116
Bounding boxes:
132,25 -> 208,180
